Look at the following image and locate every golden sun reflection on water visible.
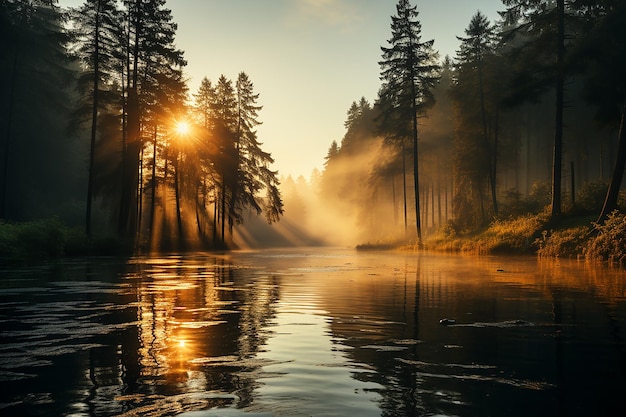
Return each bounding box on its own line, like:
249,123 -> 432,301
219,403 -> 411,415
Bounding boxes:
128,254 -> 279,402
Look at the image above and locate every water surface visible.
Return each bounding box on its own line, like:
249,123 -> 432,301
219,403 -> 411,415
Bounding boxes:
1,248 -> 625,416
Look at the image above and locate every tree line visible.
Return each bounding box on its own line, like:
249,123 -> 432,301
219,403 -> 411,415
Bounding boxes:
0,0 -> 282,251
317,0 -> 626,245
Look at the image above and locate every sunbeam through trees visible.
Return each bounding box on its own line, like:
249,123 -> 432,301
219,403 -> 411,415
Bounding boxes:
1,0 -> 626,258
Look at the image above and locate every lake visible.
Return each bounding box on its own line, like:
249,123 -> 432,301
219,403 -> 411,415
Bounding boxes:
1,248 -> 625,416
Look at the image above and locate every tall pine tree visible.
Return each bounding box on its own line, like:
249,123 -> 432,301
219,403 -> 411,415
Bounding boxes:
502,0 -> 568,218
118,0 -> 186,239
71,0 -> 121,237
378,0 -> 439,243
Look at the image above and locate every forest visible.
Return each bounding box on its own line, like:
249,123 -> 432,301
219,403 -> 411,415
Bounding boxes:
285,0 -> 626,261
0,0 -> 283,255
1,0 -> 625,261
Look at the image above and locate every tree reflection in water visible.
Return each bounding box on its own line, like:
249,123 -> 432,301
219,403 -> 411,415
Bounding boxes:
116,255 -> 281,414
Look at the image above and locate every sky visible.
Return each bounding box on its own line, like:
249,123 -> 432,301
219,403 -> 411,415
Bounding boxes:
60,0 -> 505,179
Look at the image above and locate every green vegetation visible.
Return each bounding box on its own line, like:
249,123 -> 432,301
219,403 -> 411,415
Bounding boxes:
0,219 -> 131,263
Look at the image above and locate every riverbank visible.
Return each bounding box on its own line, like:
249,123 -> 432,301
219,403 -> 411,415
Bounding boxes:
418,209 -> 626,266
0,219 -> 132,263
3,210 -> 626,266
0,218 -> 233,264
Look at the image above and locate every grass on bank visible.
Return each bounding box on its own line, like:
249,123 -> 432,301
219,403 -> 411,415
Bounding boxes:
425,212 -> 548,255
414,181 -> 626,265
422,208 -> 626,266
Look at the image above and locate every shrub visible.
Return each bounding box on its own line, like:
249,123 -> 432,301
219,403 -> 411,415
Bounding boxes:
585,211 -> 626,265
485,213 -> 546,253
500,188 -> 526,217
0,218 -> 67,261
526,180 -> 552,212
440,220 -> 458,239
0,222 -> 20,260
576,180 -> 608,213
536,226 -> 590,258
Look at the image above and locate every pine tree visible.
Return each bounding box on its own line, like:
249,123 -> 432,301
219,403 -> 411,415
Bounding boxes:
502,0 -> 568,218
451,11 -> 507,225
194,77 -> 216,130
191,73 -> 282,246
192,77 -> 217,237
378,0 -> 439,243
212,75 -> 237,244
118,0 -> 186,239
235,72 -> 282,225
71,0 -> 121,237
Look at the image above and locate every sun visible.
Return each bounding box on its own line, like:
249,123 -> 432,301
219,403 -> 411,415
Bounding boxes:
175,120 -> 190,136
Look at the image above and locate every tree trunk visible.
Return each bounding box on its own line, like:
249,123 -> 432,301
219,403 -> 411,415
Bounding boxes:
478,59 -> 498,217
431,181 -> 435,229
1,48 -> 19,220
213,189 -> 218,244
118,0 -> 142,239
392,175 -> 398,227
220,182 -> 226,245
551,0 -> 565,218
478,176 -> 486,225
437,172 -> 442,226
401,140 -> 408,236
137,143 -> 144,236
195,186 -> 203,238
491,102 -> 500,216
85,3 -> 100,238
119,87 -> 141,237
597,104 -> 626,223
411,91 -> 422,244
570,161 -> 576,205
174,152 -> 183,242
149,125 -> 157,244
